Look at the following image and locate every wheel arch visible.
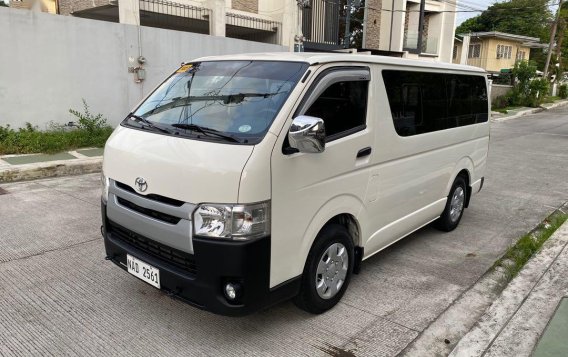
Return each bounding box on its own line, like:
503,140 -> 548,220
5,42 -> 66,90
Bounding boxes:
297,195 -> 363,279
446,158 -> 473,208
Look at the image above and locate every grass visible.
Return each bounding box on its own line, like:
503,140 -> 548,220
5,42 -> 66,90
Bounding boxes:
542,96 -> 561,104
0,125 -> 113,155
0,99 -> 113,155
494,210 -> 568,280
493,106 -> 521,114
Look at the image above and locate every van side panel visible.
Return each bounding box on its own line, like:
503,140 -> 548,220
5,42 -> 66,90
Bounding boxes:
361,67 -> 489,257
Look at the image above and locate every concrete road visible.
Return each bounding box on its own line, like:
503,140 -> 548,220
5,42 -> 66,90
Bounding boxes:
1,108 -> 567,356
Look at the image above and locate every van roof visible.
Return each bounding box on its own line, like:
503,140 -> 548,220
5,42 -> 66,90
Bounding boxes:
192,52 -> 486,74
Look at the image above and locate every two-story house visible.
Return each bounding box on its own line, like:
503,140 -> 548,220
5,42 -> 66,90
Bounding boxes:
363,0 -> 457,62
452,31 -> 546,73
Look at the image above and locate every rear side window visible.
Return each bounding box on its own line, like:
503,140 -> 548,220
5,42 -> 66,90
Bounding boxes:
382,70 -> 488,136
305,80 -> 368,139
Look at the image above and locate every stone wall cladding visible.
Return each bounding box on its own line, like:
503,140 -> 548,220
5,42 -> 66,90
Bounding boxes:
232,0 -> 258,14
58,0 -> 109,15
9,0 -> 32,10
364,0 -> 381,49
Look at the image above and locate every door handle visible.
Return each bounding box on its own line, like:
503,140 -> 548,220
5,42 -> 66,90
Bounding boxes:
357,147 -> 372,158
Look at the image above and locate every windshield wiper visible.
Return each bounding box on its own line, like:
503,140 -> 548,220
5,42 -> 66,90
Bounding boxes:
171,123 -> 242,143
139,91 -> 283,117
126,113 -> 172,134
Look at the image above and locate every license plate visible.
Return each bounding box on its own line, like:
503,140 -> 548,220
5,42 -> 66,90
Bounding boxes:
127,254 -> 160,289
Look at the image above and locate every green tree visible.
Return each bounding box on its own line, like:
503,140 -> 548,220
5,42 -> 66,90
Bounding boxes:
456,0 -> 553,70
555,2 -> 568,73
456,0 -> 552,41
338,0 -> 366,48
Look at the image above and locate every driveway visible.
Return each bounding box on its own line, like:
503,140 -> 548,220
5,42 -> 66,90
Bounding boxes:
1,107 -> 567,356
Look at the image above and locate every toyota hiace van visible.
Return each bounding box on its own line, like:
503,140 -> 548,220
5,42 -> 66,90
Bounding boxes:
101,52 -> 489,316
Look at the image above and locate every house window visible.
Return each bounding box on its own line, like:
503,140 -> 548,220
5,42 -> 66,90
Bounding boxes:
497,44 -> 513,59
516,50 -> 526,61
468,44 -> 481,58
453,45 -> 458,59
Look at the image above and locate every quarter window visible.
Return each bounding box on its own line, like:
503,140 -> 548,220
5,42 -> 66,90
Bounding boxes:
304,80 -> 368,139
382,70 -> 488,137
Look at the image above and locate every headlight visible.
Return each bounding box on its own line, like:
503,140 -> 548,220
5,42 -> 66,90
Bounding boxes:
193,201 -> 270,240
101,173 -> 110,204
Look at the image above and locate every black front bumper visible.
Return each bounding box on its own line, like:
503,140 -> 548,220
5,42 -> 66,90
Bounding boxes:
101,202 -> 299,316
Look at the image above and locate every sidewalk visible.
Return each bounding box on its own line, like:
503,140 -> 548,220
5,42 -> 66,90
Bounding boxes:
0,148 -> 103,183
449,220 -> 568,357
491,99 -> 568,122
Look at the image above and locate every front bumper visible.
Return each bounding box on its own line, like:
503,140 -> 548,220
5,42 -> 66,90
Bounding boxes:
101,202 -> 299,316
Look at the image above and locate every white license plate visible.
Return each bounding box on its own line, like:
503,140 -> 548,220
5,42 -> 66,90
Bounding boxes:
127,254 -> 160,289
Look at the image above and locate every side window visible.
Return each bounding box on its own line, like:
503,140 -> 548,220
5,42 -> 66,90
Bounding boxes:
304,80 -> 368,139
284,68 -> 369,153
446,74 -> 489,126
305,81 -> 369,140
383,70 -> 488,137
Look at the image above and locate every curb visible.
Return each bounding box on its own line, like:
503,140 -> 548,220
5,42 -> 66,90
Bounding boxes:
491,100 -> 568,123
449,218 -> 568,357
0,158 -> 102,184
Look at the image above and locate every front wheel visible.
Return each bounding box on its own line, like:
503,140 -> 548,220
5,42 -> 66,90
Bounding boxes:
294,224 -> 354,314
434,176 -> 467,232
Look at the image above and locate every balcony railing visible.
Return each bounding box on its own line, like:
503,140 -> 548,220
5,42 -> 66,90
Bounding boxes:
225,12 -> 281,45
301,0 -> 341,49
139,0 -> 211,34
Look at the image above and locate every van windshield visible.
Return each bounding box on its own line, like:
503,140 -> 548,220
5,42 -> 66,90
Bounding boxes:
127,60 -> 309,144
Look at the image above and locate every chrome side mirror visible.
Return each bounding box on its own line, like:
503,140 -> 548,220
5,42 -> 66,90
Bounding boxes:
288,115 -> 326,153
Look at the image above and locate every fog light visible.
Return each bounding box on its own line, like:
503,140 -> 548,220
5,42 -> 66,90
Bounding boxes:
224,283 -> 241,301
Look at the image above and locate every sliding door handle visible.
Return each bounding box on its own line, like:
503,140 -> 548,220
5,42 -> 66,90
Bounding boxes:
357,147 -> 372,158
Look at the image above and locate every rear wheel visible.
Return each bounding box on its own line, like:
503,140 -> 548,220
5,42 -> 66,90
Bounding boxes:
434,176 -> 467,232
294,224 -> 354,314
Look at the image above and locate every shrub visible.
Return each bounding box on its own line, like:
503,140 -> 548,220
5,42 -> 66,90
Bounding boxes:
527,78 -> 550,107
492,95 -> 509,110
69,99 -> 109,133
512,60 -> 537,99
559,84 -> 568,99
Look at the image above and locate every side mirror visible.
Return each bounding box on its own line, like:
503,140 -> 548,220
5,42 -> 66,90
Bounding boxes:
288,115 -> 326,153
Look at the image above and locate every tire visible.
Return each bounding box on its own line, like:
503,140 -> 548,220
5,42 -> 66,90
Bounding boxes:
294,224 -> 354,314
434,175 -> 467,232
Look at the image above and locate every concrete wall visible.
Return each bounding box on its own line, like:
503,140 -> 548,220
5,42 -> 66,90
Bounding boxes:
491,84 -> 513,101
0,8 -> 285,129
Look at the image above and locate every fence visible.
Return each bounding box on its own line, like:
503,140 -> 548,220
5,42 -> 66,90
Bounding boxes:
225,12 -> 281,45
0,8 -> 286,129
301,0 -> 340,46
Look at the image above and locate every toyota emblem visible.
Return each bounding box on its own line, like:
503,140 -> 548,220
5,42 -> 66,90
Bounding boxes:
135,177 -> 148,192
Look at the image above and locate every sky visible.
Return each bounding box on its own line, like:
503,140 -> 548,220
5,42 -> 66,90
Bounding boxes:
455,0 -> 495,25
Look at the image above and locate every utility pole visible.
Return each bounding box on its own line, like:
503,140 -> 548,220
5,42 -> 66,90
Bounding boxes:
343,0 -> 353,48
544,0 -> 564,78
415,0 -> 426,54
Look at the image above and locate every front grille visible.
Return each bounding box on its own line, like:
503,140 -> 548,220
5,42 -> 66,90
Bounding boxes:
117,197 -> 181,224
116,181 -> 185,207
109,221 -> 198,275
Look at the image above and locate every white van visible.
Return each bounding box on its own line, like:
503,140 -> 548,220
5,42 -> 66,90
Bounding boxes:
101,53 -> 489,316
